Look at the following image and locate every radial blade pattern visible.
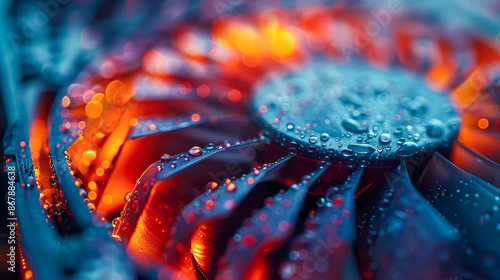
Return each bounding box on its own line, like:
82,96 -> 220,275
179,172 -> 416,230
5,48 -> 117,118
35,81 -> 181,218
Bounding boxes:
113,137 -> 270,265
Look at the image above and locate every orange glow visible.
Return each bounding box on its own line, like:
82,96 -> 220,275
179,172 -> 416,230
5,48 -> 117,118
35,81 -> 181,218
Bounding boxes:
85,101 -> 103,118
207,181 -> 218,190
212,10 -> 299,66
62,96 -> 71,107
106,79 -> 133,106
242,55 -> 262,67
130,118 -> 138,126
102,160 -> 110,169
191,113 -> 200,122
268,26 -> 296,58
205,199 -> 215,209
236,27 -> 263,55
243,251 -> 271,280
82,150 -> 97,165
96,167 -> 105,176
88,191 -> 97,200
103,194 -> 113,205
425,41 -> 457,89
478,118 -> 489,129
458,134 -> 466,143
226,183 -> 236,192
25,270 -> 33,280
92,93 -> 105,102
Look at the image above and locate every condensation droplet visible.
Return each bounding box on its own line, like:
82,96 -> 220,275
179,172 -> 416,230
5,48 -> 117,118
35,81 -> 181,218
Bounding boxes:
348,143 -> 376,154
342,118 -> 368,133
189,146 -> 202,156
320,133 -> 330,141
206,143 -> 215,150
396,142 -> 419,156
379,133 -> 391,144
161,154 -> 171,162
427,119 -> 445,138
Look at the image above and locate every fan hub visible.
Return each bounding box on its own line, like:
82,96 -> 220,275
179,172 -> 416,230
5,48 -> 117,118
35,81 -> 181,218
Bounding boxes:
252,63 -> 460,166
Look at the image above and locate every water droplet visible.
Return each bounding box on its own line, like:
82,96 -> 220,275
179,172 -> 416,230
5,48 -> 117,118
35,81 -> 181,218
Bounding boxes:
226,183 -> 236,192
309,135 -> 318,144
189,146 -> 202,156
205,200 -> 215,209
161,154 -> 171,162
427,119 -> 445,138
396,138 -> 406,145
396,142 -> 419,156
341,149 -> 353,156
288,141 -> 298,150
286,123 -> 295,130
393,127 -> 403,135
78,188 -> 87,199
206,181 -> 218,190
320,133 -> 330,141
379,133 -> 391,144
206,143 -> 215,150
112,217 -> 120,227
130,200 -> 139,213
348,143 -> 376,154
342,118 -> 368,133
280,262 -> 296,279
317,197 -> 326,207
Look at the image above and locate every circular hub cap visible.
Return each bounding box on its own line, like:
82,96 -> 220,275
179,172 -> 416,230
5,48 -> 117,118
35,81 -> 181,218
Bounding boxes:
252,63 -> 460,166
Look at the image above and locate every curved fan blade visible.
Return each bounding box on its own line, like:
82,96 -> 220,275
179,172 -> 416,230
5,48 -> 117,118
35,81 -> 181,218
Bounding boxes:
113,137 -> 270,266
357,162 -> 460,280
164,154 -> 294,277
450,141 -> 500,188
128,115 -> 246,139
417,152 -> 500,279
216,163 -> 331,280
281,167 -> 364,280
